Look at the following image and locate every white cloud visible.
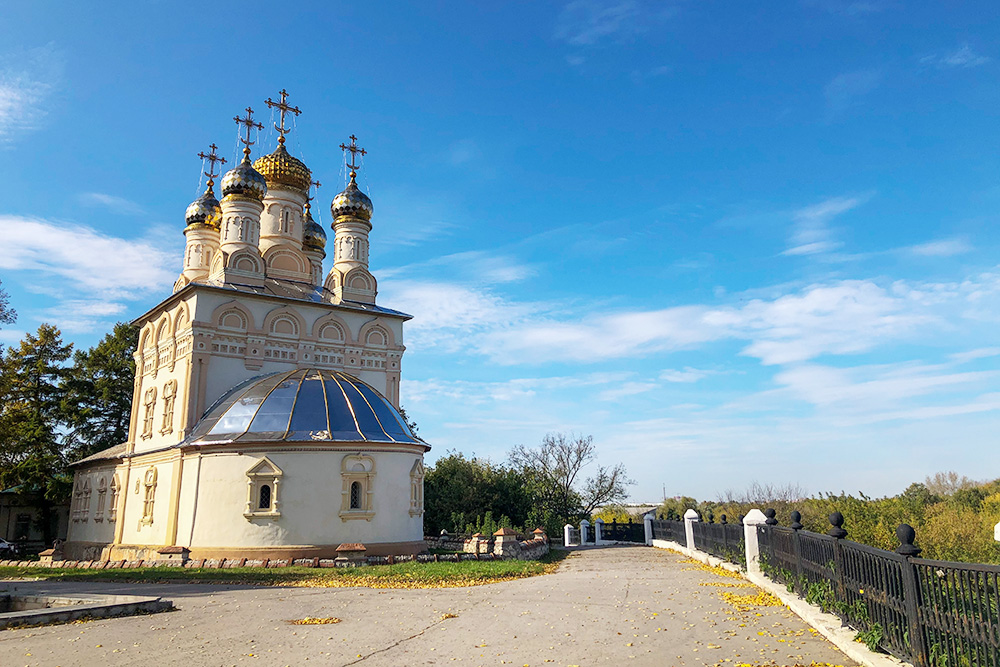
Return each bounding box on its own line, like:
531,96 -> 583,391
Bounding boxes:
661,367 -> 716,383
949,347 -> 1000,364
0,215 -> 179,333
783,195 -> 864,256
78,192 -> 145,215
0,44 -> 62,143
907,237 -> 972,257
554,1 -> 642,46
824,69 -> 881,118
921,45 -> 990,69
380,250 -> 536,285
598,381 -> 658,401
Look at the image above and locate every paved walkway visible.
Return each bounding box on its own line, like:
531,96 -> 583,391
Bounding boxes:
1,546 -> 857,666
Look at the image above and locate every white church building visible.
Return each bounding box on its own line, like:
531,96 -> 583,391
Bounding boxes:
64,92 -> 429,561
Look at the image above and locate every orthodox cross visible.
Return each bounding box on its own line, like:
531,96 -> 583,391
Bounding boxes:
265,89 -> 302,146
197,143 -> 227,188
339,135 -> 366,174
233,107 -> 263,158
305,179 -> 321,212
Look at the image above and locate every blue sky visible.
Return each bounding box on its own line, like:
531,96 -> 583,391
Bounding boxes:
2,1 -> 1000,502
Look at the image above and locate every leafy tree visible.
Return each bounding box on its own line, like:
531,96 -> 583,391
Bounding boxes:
509,433 -> 633,524
397,405 -> 419,436
0,324 -> 73,545
62,322 -> 138,462
423,452 -> 530,534
0,279 -> 15,328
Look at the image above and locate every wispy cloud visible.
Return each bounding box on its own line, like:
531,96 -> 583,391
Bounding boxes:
949,347 -> 1000,364
78,192 -> 145,215
598,381 -> 658,401
907,237 -> 972,257
824,69 -> 881,119
0,215 -> 179,333
921,44 -> 990,69
783,195 -> 865,256
0,44 -> 62,144
554,1 -> 642,46
660,367 -> 718,383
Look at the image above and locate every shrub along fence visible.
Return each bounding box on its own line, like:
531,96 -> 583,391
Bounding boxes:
651,506 -> 1000,667
754,509 -> 1000,667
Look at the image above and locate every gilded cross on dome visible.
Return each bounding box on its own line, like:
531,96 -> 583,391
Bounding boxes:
265,89 -> 302,146
305,179 -> 321,211
339,134 -> 366,175
233,107 -> 263,159
197,143 -> 227,188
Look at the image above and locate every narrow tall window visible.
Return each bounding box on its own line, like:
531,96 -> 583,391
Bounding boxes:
161,380 -> 177,434
258,484 -> 271,510
109,475 -> 120,522
340,455 -> 375,521
244,457 -> 282,519
409,459 -> 425,517
95,476 -> 107,522
81,479 -> 92,522
350,481 -> 362,509
141,467 -> 157,526
141,387 -> 157,439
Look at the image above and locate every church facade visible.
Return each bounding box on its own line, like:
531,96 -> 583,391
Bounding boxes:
64,92 -> 429,561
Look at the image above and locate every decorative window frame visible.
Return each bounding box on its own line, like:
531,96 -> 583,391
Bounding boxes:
80,478 -> 91,522
141,387 -> 157,439
244,457 -> 283,519
409,459 -> 424,517
95,476 -> 107,522
140,467 -> 157,527
340,454 -> 375,521
109,474 -> 120,522
160,380 -> 177,435
71,481 -> 83,522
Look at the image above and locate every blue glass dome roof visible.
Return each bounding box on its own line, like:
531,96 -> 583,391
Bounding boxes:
187,370 -> 422,446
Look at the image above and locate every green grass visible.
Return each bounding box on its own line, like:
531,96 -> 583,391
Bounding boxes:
0,550 -> 570,589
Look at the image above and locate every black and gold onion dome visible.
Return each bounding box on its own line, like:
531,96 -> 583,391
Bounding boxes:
184,184 -> 222,230
253,143 -> 311,193
221,151 -> 268,200
302,201 -> 327,251
331,171 -> 373,222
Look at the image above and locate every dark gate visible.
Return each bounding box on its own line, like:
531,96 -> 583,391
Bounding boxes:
600,519 -> 645,543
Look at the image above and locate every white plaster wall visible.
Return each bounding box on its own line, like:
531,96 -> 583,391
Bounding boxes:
65,465 -> 120,545
117,459 -> 177,547
184,449 -> 423,549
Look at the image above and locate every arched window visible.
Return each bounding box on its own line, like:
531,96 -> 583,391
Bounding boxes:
109,475 -> 120,522
340,454 -> 375,521
141,387 -> 157,439
95,476 -> 107,522
258,484 -> 271,510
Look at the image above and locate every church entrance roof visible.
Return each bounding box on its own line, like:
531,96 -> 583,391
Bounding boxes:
186,370 -> 423,447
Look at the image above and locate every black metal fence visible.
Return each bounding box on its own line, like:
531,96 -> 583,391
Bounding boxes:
692,518 -> 745,566
599,519 -> 645,543
757,511 -> 1000,667
650,519 -> 684,543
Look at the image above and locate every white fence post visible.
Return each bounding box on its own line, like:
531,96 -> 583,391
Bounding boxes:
580,519 -> 590,544
684,509 -> 699,551
594,519 -> 604,544
643,512 -> 654,546
994,520 -> 1000,543
564,523 -> 574,546
743,508 -> 767,576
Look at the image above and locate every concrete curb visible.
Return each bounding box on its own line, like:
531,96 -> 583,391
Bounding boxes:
650,539 -> 908,667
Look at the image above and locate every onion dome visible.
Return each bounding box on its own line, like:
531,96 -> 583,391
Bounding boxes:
184,184 -> 222,230
302,202 -> 327,252
331,171 -> 373,222
186,369 -> 424,446
221,152 -> 267,200
253,144 -> 311,193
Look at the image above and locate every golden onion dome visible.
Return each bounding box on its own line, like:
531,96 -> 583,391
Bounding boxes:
184,184 -> 222,230
331,171 -> 373,222
302,202 -> 327,252
253,144 -> 311,193
221,154 -> 267,200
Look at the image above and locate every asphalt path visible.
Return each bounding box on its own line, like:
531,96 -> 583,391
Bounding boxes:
0,545 -> 857,666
